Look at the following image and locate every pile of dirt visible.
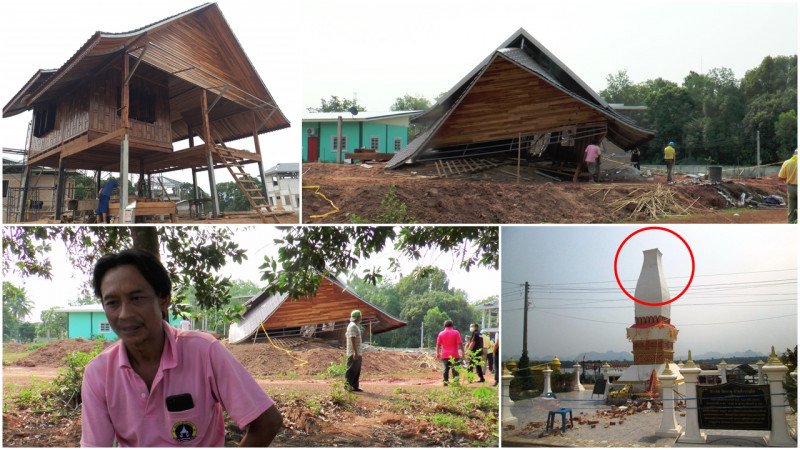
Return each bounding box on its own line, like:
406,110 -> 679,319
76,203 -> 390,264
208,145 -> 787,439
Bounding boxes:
2,343 -> 29,354
11,339 -> 112,368
302,161 -> 788,224
8,338 -> 439,378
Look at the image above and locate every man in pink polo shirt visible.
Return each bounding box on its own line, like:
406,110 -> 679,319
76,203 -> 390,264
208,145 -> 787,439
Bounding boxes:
81,249 -> 282,447
436,320 -> 465,386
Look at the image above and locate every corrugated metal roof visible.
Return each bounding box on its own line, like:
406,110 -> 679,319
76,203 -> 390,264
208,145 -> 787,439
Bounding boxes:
302,111 -> 422,122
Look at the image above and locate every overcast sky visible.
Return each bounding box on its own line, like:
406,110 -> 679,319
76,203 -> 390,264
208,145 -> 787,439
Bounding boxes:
0,0 -> 302,191
302,0 -> 798,112
4,226 -> 500,323
501,225 -> 798,361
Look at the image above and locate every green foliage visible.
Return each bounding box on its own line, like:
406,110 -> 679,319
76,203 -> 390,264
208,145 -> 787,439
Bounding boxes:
782,346 -> 797,413
9,376 -> 51,409
38,307 -> 68,340
326,355 -> 348,378
258,226 -> 498,301
390,94 -> 432,111
2,226 -> 248,313
17,322 -> 36,343
216,181 -> 263,212
422,307 -> 450,347
50,344 -> 104,409
328,379 -> 357,408
348,185 -> 415,224
307,95 -> 367,113
431,413 -> 467,431
178,182 -> 209,200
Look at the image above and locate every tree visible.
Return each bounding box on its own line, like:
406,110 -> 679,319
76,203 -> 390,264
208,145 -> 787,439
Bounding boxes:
2,227 -> 247,313
258,226 -> 498,300
39,306 -> 68,340
775,110 -> 798,157
70,294 -> 101,306
390,94 -> 431,111
3,281 -> 33,322
178,182 -> 209,201
216,181 -> 259,212
307,95 -> 366,113
18,322 -> 36,343
422,306 -> 450,348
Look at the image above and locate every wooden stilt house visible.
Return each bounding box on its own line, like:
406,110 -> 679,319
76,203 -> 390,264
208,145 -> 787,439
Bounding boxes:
228,274 -> 407,345
2,3 -> 290,223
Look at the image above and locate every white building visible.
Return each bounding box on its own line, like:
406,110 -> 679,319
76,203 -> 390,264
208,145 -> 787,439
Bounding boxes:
264,163 -> 299,212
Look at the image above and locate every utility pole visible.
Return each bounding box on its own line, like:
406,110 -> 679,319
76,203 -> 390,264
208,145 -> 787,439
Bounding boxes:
522,281 -> 530,355
756,129 -> 761,178
420,321 -> 424,349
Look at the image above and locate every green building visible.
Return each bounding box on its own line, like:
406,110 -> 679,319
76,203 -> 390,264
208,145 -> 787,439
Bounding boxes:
302,111 -> 420,163
54,304 -> 183,340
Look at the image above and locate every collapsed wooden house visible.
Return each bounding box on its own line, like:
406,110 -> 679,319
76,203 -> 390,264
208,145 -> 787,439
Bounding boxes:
228,274 -> 407,345
386,28 -> 655,179
2,3 -> 290,223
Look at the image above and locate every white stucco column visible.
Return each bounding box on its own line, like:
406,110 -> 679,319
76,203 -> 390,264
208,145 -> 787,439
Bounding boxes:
718,358 -> 728,384
542,366 -> 553,397
573,363 -> 585,391
756,359 -> 766,384
602,362 -> 611,397
763,348 -> 794,447
656,364 -> 683,438
678,352 -> 706,444
501,372 -> 518,428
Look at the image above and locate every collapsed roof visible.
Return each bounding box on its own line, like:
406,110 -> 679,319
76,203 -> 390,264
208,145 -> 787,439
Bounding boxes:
386,28 -> 655,169
228,274 -> 407,344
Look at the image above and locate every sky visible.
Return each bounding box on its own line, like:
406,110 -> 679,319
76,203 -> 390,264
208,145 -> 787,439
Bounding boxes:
0,0 -> 302,192
3,226 -> 500,323
501,225 -> 798,362
301,0 -> 798,112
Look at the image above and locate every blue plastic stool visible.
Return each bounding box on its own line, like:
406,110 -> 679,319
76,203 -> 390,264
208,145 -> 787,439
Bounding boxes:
546,408 -> 573,432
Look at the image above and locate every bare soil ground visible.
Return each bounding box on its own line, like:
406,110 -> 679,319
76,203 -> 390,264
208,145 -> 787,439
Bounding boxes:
301,159 -> 789,224
3,339 -> 497,447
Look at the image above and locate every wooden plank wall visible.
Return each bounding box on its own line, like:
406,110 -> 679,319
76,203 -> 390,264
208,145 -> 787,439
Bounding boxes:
264,282 -> 379,330
431,57 -> 607,149
30,85 -> 89,155
89,68 -> 171,146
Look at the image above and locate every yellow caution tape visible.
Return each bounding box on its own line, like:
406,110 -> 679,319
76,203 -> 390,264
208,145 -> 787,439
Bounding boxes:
302,185 -> 340,219
259,323 -> 309,367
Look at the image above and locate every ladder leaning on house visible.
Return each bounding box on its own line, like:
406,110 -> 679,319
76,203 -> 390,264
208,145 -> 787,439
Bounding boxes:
213,143 -> 278,224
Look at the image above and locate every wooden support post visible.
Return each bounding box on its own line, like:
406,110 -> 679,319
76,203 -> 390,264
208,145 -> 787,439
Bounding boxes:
252,122 -> 270,206
19,164 -> 32,222
119,53 -> 131,222
517,133 -> 522,184
200,90 -> 220,217
337,116 -> 343,164
54,159 -> 66,221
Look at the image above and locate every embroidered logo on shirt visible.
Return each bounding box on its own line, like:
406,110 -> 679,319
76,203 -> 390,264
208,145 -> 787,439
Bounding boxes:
172,421 -> 197,442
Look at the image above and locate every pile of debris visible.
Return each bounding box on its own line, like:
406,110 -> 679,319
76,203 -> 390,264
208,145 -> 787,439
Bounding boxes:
596,184 -> 699,220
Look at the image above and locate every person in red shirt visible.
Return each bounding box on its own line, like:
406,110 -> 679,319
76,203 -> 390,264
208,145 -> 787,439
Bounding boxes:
81,248 -> 282,447
436,320 -> 465,386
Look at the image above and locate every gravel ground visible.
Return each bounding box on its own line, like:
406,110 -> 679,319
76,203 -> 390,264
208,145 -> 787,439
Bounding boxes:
503,388 -> 797,447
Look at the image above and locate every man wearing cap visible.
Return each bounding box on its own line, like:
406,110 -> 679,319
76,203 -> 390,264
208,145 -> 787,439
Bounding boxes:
345,310 -> 364,392
664,142 -> 676,183
778,148 -> 798,223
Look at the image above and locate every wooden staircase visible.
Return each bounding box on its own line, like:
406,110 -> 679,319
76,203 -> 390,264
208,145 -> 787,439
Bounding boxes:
214,145 -> 278,224
433,158 -> 504,178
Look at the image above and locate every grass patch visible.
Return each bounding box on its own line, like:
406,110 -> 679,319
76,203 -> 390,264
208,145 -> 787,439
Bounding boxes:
3,352 -> 31,365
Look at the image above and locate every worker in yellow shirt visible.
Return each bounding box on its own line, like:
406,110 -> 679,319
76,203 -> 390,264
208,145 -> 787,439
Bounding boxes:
778,148 -> 798,223
664,142 -> 676,183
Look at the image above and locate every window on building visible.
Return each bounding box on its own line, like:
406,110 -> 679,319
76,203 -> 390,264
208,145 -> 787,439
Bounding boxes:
99,322 -> 111,333
32,103 -> 56,138
294,195 -> 300,207
268,196 -> 274,206
2,180 -> 8,198
370,136 -> 380,150
394,138 -> 402,152
272,176 -> 279,186
332,135 -> 348,152
118,84 -> 157,123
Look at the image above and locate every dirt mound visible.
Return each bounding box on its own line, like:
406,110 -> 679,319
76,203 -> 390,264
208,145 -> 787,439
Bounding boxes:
302,161 -> 788,224
12,339 -> 112,368
225,340 -> 439,377
2,343 -> 29,354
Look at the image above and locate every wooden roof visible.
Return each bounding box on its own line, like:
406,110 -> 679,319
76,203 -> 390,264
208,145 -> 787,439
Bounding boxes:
228,274 -> 407,344
2,3 -> 289,142
386,28 -> 655,169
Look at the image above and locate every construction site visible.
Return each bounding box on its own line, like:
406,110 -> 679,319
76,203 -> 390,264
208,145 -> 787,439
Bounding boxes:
2,3 -> 296,225
302,28 -> 789,224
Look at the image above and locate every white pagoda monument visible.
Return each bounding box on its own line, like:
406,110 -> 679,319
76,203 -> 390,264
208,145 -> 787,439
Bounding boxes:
616,248 -> 684,395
